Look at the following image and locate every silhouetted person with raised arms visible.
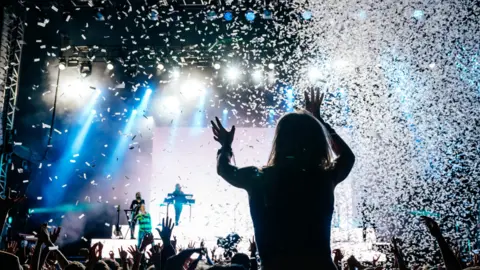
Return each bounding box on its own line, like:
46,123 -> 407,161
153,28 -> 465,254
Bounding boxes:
212,89 -> 355,270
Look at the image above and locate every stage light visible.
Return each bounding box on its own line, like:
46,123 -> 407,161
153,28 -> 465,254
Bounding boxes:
269,109 -> 275,115
263,10 -> 273,19
157,63 -> 165,70
268,63 -> 275,70
106,62 -> 114,70
226,67 -> 241,81
146,88 -> 153,96
171,69 -> 180,79
59,58 -> 66,70
223,108 -> 228,114
308,67 -> 322,81
213,63 -> 221,70
162,96 -> 180,114
252,69 -> 263,82
91,109 -> 96,115
79,61 -> 92,77
224,11 -> 233,21
132,109 -> 138,115
245,11 -> 256,22
207,10 -> 217,20
302,10 -> 312,20
96,9 -> 105,21
413,9 -> 424,19
181,79 -> 205,99
150,9 -> 159,21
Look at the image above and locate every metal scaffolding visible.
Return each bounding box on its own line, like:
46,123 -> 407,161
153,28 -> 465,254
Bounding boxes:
0,6 -> 24,199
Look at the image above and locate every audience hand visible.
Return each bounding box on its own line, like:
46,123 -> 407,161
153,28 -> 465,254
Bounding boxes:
38,224 -> 54,247
420,216 -> 442,238
87,242 -> 103,268
7,241 -> 19,254
211,116 -> 235,148
304,87 -> 325,120
140,232 -> 154,251
49,227 -> 61,245
165,248 -> 204,270
108,250 -> 114,260
127,245 -> 142,259
249,236 -> 257,257
118,246 -> 128,261
188,241 -> 196,249
156,217 -> 174,243
333,249 -> 344,263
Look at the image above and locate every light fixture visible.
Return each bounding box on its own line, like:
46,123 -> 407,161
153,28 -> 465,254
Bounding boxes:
268,63 -> 275,70
224,11 -> 233,21
252,69 -> 263,82
157,63 -> 165,70
226,67 -> 241,81
263,10 -> 273,19
213,63 -> 221,70
59,57 -> 66,70
79,61 -> 92,77
302,10 -> 312,20
245,10 -> 256,22
106,62 -> 114,70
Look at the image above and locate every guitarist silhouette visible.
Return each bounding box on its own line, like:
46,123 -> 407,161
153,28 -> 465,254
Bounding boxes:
129,192 -> 145,239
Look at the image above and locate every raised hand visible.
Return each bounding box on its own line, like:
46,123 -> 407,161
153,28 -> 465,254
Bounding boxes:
87,242 -> 103,267
140,232 -> 154,251
49,227 -> 62,245
188,241 -> 196,249
304,87 -> 325,120
165,248 -> 204,270
7,241 -> 19,254
109,251 -> 115,260
249,236 -> 257,257
127,245 -> 142,259
420,216 -> 442,238
118,246 -> 128,261
211,116 -> 236,148
38,224 -> 54,247
156,217 -> 174,243
332,249 -> 344,263
372,254 -> 381,266
211,246 -> 217,260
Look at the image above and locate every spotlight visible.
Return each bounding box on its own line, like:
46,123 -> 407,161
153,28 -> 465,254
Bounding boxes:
268,63 -> 275,70
150,9 -> 159,21
245,10 -> 256,22
413,10 -> 424,19
157,63 -> 165,70
96,9 -> 105,21
224,11 -> 233,21
223,108 -> 228,114
213,63 -> 221,70
302,10 -> 312,20
59,58 -> 66,70
146,88 -> 153,96
106,62 -> 114,70
252,69 -> 263,82
308,67 -> 322,81
226,67 -> 241,81
207,10 -> 217,20
263,10 -> 273,20
171,69 -> 180,79
181,79 -> 205,99
79,61 -> 92,77
91,109 -> 97,115
162,96 -> 180,114
132,109 -> 138,115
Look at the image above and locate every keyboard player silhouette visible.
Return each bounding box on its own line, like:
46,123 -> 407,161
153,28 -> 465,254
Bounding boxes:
165,184 -> 195,226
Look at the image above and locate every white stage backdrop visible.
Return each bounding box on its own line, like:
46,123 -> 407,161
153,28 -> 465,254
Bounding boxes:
149,127 -> 356,242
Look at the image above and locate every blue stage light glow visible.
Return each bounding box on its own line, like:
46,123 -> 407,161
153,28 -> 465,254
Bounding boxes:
91,109 -> 97,115
413,10 -> 424,19
224,12 -> 233,21
302,11 -> 312,20
245,11 -> 256,21
223,108 -> 228,114
263,10 -> 273,19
